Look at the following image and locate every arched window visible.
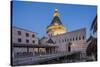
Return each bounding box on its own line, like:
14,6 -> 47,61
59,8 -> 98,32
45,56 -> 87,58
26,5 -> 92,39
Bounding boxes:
68,42 -> 71,52
70,38 -> 72,41
65,39 -> 66,42
83,36 -> 85,40
73,38 -> 74,41
76,37 -> 77,40
79,36 -> 81,40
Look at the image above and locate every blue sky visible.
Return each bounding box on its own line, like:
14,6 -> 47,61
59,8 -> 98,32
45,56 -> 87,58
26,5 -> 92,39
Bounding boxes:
12,1 -> 97,38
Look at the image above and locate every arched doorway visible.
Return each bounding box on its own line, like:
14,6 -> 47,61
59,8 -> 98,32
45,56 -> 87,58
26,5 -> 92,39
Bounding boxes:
68,42 -> 72,52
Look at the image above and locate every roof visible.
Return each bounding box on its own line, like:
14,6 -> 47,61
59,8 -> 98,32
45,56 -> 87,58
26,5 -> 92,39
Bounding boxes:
12,26 -> 38,34
47,16 -> 62,28
47,9 -> 63,28
47,38 -> 55,44
51,16 -> 62,25
51,28 -> 86,37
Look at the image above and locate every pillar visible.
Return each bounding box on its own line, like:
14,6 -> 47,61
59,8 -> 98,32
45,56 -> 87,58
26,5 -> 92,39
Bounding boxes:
27,47 -> 29,53
38,48 -> 39,55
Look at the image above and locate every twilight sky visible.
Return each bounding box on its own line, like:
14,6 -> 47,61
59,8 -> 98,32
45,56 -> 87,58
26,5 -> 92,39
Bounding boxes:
12,1 -> 97,38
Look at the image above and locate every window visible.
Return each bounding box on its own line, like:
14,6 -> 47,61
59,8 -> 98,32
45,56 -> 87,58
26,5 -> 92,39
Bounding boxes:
73,38 -> 74,41
62,39 -> 64,42
18,31 -> 21,35
32,34 -> 35,38
79,37 -> 81,40
70,38 -> 72,41
18,38 -> 21,42
67,39 -> 69,41
26,39 -> 29,43
26,33 -> 29,37
83,36 -> 84,39
76,37 -> 77,40
65,39 -> 66,42
68,44 -> 71,52
32,40 -> 35,43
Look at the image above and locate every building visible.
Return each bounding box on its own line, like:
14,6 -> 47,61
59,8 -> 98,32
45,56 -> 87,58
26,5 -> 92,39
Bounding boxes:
12,26 -> 38,45
11,9 -> 88,66
41,9 -> 87,54
41,28 -> 86,53
12,9 -> 87,57
50,28 -> 86,52
12,27 -> 39,57
12,26 -> 57,58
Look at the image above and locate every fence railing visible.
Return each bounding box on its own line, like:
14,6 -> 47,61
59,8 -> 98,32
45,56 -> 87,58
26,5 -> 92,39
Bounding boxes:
13,51 -> 82,65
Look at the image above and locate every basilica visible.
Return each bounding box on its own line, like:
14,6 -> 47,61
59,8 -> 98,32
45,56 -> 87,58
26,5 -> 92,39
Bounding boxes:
40,9 -> 87,53
12,9 -> 88,65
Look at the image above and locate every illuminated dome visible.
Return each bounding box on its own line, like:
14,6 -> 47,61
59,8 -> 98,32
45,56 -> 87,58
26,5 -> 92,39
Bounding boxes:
47,9 -> 67,36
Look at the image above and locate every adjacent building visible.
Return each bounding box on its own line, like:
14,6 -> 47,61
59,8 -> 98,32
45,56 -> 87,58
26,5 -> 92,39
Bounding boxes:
12,27 -> 38,45
12,27 -> 57,58
12,27 -> 39,57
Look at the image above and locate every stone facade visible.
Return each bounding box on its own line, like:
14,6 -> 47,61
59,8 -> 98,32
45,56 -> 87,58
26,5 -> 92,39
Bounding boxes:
41,28 -> 86,53
12,26 -> 87,58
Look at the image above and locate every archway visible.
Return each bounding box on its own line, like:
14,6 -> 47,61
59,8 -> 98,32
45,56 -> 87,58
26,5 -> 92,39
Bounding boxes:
68,42 -> 72,52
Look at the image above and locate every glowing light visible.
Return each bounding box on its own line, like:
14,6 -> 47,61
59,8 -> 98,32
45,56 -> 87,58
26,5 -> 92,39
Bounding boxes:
55,9 -> 58,11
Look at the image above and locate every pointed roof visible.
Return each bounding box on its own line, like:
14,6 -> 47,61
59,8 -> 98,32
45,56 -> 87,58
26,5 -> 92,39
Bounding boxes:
47,38 -> 55,44
51,16 -> 62,25
47,9 -> 63,27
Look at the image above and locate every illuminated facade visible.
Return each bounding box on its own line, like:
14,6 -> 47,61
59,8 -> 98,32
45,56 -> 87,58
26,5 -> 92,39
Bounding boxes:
47,9 -> 67,36
43,9 -> 87,53
41,28 -> 86,52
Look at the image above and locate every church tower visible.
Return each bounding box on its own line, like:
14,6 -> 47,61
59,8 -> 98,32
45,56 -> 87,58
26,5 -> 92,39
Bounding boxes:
47,9 -> 67,36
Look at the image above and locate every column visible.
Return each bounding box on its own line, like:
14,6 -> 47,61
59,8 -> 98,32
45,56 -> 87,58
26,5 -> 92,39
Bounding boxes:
38,48 -> 39,55
48,48 -> 50,54
27,47 -> 29,53
33,48 -> 34,56
54,47 -> 55,53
